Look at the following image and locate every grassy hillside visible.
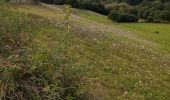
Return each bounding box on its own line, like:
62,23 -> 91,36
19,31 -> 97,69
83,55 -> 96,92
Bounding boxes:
41,0 -> 170,22
0,2 -> 170,100
71,7 -> 170,52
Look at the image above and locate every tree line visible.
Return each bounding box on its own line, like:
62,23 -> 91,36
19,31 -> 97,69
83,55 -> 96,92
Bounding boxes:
40,0 -> 170,23
40,0 -> 109,15
108,0 -> 170,22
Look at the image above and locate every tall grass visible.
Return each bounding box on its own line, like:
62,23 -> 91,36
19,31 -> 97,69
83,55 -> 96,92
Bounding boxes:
1,1 -> 170,100
0,2 -> 72,100
0,1 -> 86,99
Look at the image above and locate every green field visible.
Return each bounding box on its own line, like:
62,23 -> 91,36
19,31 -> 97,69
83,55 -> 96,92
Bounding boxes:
72,8 -> 170,52
113,23 -> 170,52
1,3 -> 170,100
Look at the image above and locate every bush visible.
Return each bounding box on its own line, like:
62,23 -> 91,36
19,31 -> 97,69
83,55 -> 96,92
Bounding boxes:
146,16 -> 154,22
118,14 -> 138,22
40,0 -> 54,4
126,0 -> 143,5
53,0 -> 66,5
142,9 -> 151,19
80,2 -> 109,15
108,10 -> 138,22
158,10 -> 170,22
128,8 -> 138,16
108,10 -> 120,22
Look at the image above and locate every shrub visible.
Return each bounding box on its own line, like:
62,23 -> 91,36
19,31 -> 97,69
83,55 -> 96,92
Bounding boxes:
142,9 -> 151,19
40,0 -> 54,4
108,10 -> 120,22
158,10 -> 170,22
108,10 -> 138,22
53,0 -> 66,5
80,2 -> 109,15
66,0 -> 79,8
128,8 -> 138,16
126,0 -> 143,5
146,16 -> 154,22
117,14 -> 138,22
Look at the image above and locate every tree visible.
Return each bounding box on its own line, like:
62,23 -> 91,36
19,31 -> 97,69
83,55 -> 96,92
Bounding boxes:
158,10 -> 170,22
108,10 -> 138,22
117,14 -> 138,22
125,0 -> 143,5
66,0 -> 79,8
146,16 -> 154,22
142,9 -> 151,19
128,8 -> 138,16
108,10 -> 120,22
53,0 -> 65,5
40,0 -> 53,3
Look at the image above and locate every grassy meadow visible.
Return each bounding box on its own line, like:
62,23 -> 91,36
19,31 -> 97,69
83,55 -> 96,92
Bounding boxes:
72,8 -> 170,52
0,2 -> 170,100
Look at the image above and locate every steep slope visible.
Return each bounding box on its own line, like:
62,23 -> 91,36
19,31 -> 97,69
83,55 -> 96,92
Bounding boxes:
23,3 -> 170,52
1,3 -> 170,100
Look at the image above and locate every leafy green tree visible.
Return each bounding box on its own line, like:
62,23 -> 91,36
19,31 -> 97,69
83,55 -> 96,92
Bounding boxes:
108,10 -> 120,22
125,0 -> 143,5
142,9 -> 151,19
108,10 -> 138,22
128,8 -> 138,16
117,14 -> 138,22
66,0 -> 79,7
53,0 -> 66,5
146,16 -> 154,22
158,10 -> 170,22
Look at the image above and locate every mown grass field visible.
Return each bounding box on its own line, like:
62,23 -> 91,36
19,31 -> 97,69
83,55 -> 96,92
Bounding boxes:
112,23 -> 170,52
0,3 -> 170,100
71,8 -> 170,53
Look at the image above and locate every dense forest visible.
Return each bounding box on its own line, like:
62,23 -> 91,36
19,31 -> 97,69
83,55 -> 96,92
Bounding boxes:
40,0 -> 170,22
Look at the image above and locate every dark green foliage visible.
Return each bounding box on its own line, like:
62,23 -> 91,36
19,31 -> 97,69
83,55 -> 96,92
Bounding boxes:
66,0 -> 79,8
108,10 -> 120,22
118,13 -> 138,22
137,1 -> 170,22
115,0 -> 143,5
53,0 -> 65,5
108,0 -> 170,23
126,0 -> 143,5
158,10 -> 170,22
40,0 -> 54,4
146,16 -> 154,22
80,1 -> 109,15
40,0 -> 109,15
108,10 -> 138,22
40,0 -> 170,23
128,8 -> 138,16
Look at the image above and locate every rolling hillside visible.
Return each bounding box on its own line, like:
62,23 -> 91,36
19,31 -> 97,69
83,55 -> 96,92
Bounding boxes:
0,2 -> 170,100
